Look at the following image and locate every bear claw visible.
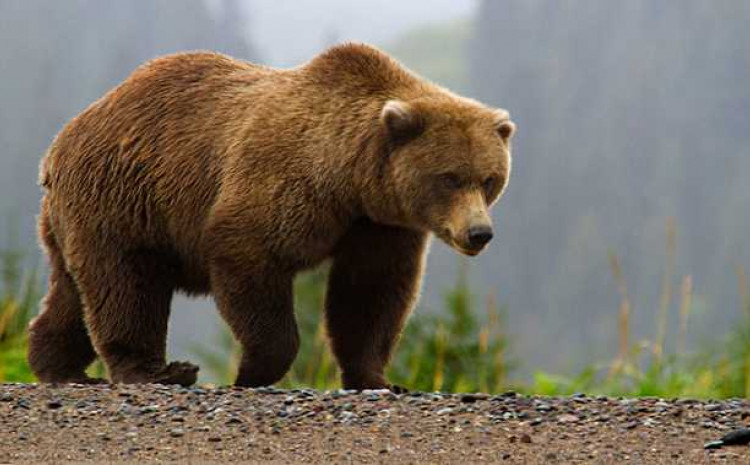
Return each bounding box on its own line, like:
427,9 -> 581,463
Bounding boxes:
388,384 -> 409,394
151,361 -> 199,387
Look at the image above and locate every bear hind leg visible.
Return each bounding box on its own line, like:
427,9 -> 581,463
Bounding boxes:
73,247 -> 198,386
28,219 -> 100,384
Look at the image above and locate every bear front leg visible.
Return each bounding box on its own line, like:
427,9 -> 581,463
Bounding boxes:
326,221 -> 428,391
210,260 -> 300,387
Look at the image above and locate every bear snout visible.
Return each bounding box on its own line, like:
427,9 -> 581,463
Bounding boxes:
467,225 -> 494,250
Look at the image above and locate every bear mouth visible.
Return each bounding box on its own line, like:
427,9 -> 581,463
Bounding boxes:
438,233 -> 484,257
458,248 -> 482,257
456,245 -> 483,257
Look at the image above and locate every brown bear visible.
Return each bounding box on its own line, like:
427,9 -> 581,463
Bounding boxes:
28,43 -> 514,390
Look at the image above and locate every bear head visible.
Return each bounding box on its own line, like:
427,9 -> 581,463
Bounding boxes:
378,96 -> 514,256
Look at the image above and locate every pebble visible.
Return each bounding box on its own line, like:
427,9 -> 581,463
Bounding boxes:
535,403 -> 552,412
557,414 -> 578,424
460,394 -> 479,403
339,411 -> 357,421
47,399 -> 63,409
621,421 -> 639,430
3,384 -> 750,461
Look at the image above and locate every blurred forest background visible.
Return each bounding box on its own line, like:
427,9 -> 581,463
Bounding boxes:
1,1 -> 749,393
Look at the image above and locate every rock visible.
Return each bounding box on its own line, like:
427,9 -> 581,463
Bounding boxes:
138,405 -> 158,414
339,411 -> 357,421
718,428 -> 750,446
557,414 -> 579,424
47,399 -> 63,409
520,433 -> 533,444
460,394 -> 479,404
535,403 -> 552,412
705,440 -> 724,450
169,428 -> 185,438
74,400 -> 90,410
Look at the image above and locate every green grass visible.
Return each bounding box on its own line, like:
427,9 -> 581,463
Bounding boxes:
0,245 -> 39,382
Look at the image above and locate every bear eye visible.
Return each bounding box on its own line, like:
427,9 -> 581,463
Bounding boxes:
440,173 -> 463,190
483,176 -> 497,197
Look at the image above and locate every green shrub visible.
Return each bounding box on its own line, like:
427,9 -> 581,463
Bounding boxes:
0,246 -> 40,382
195,260 -> 512,392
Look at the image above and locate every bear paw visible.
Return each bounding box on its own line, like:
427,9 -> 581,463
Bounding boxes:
151,361 -> 199,387
388,384 -> 409,394
49,375 -> 108,386
75,376 -> 108,385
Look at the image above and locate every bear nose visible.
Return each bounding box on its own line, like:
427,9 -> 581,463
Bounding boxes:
467,225 -> 493,249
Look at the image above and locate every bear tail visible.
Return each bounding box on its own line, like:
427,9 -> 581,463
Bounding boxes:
38,141 -> 59,189
38,154 -> 51,188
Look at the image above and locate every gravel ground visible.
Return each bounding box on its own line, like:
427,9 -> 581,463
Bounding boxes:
2,384 -> 750,464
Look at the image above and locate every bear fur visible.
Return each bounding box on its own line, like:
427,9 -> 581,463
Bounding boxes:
28,43 -> 514,389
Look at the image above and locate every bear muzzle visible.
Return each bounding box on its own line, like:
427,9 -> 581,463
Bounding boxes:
439,222 -> 494,256
467,225 -> 494,250
453,223 -> 493,256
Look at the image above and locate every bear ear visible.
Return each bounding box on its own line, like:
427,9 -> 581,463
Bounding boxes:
380,100 -> 425,142
496,120 -> 516,141
492,109 -> 515,142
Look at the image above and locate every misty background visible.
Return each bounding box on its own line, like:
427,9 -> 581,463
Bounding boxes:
1,0 -> 748,381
